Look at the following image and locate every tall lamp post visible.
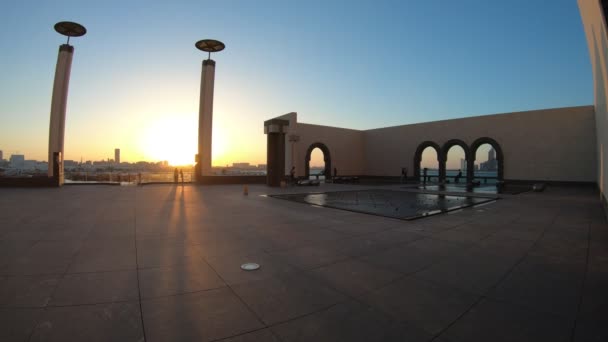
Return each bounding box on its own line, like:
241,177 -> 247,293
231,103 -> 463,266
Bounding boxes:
194,39 -> 225,181
48,21 -> 86,185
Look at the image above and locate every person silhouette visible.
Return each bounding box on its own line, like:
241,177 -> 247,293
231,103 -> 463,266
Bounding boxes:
401,168 -> 407,183
423,167 -> 428,185
180,169 -> 184,186
174,168 -> 178,183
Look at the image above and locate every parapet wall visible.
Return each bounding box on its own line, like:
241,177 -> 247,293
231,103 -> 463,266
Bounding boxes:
579,0 -> 608,197
363,106 -> 596,182
278,105 -> 596,183
295,123 -> 365,177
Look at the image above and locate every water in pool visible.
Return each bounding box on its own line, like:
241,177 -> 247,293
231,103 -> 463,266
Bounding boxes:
271,189 -> 496,220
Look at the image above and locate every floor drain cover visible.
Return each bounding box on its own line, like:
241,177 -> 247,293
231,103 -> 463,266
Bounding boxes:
241,263 -> 260,271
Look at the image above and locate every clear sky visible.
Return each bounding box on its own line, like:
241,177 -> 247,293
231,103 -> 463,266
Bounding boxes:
0,0 -> 592,166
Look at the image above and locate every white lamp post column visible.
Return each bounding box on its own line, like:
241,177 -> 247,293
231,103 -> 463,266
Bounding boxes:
47,22 -> 86,185
194,39 -> 225,182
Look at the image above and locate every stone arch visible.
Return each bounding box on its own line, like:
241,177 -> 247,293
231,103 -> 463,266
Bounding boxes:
441,139 -> 471,183
470,137 -> 504,181
305,142 -> 332,179
414,141 -> 442,180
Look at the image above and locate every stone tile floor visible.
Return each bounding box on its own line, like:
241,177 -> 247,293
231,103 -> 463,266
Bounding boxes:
0,183 -> 607,341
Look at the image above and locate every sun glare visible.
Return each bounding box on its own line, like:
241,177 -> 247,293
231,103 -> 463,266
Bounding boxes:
140,116 -> 197,166
138,115 -> 232,166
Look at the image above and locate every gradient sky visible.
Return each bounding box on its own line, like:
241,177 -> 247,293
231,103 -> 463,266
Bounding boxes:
0,0 -> 593,166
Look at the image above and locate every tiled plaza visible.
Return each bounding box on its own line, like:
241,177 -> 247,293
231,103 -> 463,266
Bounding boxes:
1,183 -> 607,341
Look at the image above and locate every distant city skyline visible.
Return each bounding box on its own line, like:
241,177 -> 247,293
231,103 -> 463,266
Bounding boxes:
0,1 -> 592,166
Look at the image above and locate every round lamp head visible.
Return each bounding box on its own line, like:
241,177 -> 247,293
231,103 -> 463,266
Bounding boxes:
54,21 -> 87,37
195,39 -> 225,53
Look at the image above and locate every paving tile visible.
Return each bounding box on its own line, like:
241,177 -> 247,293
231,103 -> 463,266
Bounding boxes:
271,299 -> 433,342
0,240 -> 83,275
205,251 -> 295,285
573,314 -> 608,342
0,308 -> 44,342
260,228 -> 347,251
415,247 -> 519,294
231,271 -> 347,325
88,220 -> 135,239
50,270 -> 139,305
512,214 -> 556,226
196,238 -> 269,258
142,287 -> 264,342
433,225 -> 495,244
317,234 -> 404,258
360,237 -> 470,275
0,275 -> 60,307
136,226 -> 191,240
138,261 -> 225,299
579,261 -> 608,316
491,224 -> 545,242
475,235 -> 534,258
67,239 -> 136,273
528,235 -> 588,262
544,225 -> 589,243
573,262 -> 608,342
136,238 -> 205,268
311,259 -> 402,297
366,228 -> 426,244
219,329 -> 280,342
182,230 -> 242,246
29,302 -> 144,342
267,245 -> 349,270
361,276 -> 479,335
489,254 -> 585,318
27,239 -> 83,259
443,298 -> 572,342
40,227 -> 92,241
403,219 -> 456,235
322,221 -> 393,235
0,240 -> 37,262
1,229 -> 49,241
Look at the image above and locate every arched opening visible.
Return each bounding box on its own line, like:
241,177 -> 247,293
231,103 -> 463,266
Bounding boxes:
470,137 -> 504,183
414,141 -> 441,184
445,145 -> 466,184
441,139 -> 470,184
305,142 -> 331,181
309,148 -> 325,180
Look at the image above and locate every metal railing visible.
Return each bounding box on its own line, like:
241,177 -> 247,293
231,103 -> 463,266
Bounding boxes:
64,171 -> 195,184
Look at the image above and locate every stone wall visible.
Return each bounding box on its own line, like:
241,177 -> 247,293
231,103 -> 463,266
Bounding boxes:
363,106 -> 596,182
273,105 -> 596,183
579,0 -> 608,194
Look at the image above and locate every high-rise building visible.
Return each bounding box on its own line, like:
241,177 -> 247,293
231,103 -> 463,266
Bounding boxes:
488,148 -> 496,161
9,154 -> 25,169
114,148 -> 120,164
480,147 -> 498,171
0,150 -> 3,161
460,158 -> 467,171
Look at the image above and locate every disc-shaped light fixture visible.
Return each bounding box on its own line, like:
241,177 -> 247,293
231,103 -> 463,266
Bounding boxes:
195,39 -> 225,59
54,21 -> 87,37
195,39 -> 225,52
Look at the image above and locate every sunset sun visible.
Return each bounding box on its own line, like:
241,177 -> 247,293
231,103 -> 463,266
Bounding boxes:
140,116 -> 197,166
138,115 -> 229,166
